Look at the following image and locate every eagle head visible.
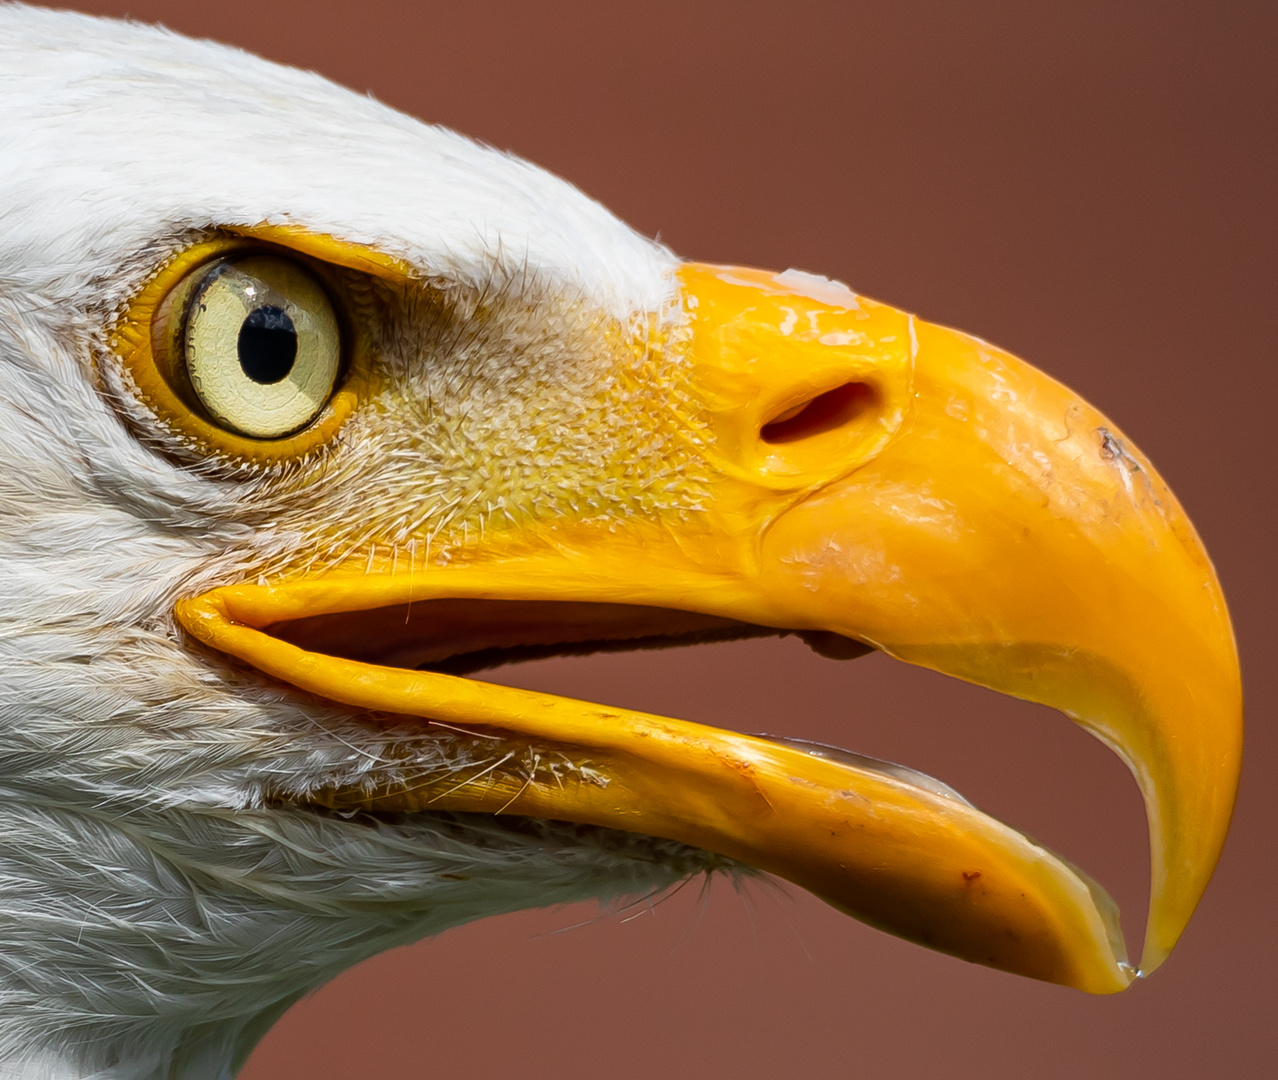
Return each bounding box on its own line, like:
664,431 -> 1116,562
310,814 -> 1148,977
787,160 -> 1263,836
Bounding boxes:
0,6 -> 1240,1078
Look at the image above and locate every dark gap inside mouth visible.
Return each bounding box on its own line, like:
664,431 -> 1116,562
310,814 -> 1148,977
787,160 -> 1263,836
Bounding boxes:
265,598 -> 873,676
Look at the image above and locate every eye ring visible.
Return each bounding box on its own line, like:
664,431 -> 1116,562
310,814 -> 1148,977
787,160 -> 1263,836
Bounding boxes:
110,236 -> 376,464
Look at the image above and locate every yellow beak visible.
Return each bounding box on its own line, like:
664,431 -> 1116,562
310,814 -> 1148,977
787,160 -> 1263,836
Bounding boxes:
177,262 -> 1240,994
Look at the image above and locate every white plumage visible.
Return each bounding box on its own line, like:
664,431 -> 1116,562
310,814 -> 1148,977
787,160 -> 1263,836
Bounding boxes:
0,7 -> 716,1077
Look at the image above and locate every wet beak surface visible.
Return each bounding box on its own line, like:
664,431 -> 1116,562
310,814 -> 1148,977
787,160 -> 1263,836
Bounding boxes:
177,262 -> 1240,993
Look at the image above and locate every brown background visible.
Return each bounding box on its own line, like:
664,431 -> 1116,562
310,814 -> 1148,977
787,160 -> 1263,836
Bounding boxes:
49,1 -> 1277,1076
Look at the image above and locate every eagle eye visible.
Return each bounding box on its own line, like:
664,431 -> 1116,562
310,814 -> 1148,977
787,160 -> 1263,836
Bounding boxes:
183,256 -> 341,438
111,234 -> 382,465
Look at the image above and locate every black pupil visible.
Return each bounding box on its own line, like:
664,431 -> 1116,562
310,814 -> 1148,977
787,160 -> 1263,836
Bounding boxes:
237,305 -> 297,384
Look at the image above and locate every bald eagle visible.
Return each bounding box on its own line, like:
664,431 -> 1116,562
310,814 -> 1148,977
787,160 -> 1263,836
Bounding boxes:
0,6 -> 1241,1079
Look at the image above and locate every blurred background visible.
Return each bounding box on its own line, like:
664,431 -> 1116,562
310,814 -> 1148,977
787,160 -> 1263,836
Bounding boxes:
51,2 -> 1278,1076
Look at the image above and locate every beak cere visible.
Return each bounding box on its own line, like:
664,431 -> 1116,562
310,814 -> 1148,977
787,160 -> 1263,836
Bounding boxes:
177,262 -> 1241,994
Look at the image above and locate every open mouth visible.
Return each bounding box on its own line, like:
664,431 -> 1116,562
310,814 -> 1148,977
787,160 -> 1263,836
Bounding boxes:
178,583 -> 1138,995
268,598 -> 969,804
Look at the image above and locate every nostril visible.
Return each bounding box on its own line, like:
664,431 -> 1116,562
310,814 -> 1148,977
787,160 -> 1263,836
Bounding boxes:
760,382 -> 874,444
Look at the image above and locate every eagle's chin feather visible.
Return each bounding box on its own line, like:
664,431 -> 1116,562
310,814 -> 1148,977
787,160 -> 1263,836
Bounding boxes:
0,803 -> 719,1079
